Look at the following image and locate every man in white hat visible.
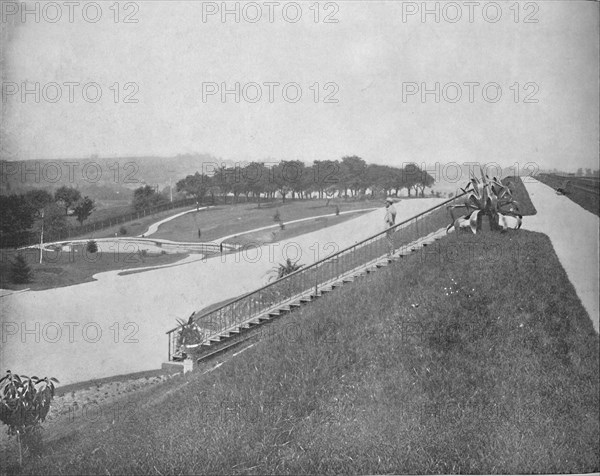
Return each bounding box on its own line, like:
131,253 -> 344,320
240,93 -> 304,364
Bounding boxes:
384,197 -> 397,256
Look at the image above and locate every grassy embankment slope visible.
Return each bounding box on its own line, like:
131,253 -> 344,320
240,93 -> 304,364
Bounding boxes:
12,229 -> 598,474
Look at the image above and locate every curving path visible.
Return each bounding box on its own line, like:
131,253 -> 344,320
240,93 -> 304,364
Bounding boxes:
139,207 -> 208,237
0,199 -> 444,385
522,178 -> 599,332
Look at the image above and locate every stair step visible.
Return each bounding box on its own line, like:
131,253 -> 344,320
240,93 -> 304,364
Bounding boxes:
290,302 -> 302,308
342,277 -> 355,282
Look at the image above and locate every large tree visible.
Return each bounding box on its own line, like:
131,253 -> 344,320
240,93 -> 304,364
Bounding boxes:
73,196 -> 95,226
54,186 -> 81,215
23,189 -> 53,217
340,156 -> 367,197
132,185 -> 165,211
0,194 -> 36,247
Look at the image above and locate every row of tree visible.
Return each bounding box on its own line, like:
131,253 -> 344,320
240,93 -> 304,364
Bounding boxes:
174,157 -> 435,205
0,186 -> 95,248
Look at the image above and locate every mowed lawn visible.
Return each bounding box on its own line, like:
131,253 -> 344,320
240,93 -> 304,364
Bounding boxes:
0,246 -> 187,291
0,199 -> 379,291
502,175 -> 537,216
150,198 -> 382,243
15,229 -> 599,474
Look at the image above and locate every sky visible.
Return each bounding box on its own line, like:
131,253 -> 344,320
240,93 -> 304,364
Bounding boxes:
1,0 -> 599,172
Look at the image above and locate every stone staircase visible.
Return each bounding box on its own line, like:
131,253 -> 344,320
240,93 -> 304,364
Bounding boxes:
173,227 -> 447,363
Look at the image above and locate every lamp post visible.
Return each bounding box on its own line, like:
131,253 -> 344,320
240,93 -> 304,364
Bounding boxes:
39,208 -> 44,264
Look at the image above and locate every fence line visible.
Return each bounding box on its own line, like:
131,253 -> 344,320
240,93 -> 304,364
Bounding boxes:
166,194 -> 465,360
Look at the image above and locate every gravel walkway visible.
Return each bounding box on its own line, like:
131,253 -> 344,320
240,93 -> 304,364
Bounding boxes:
522,178 -> 599,332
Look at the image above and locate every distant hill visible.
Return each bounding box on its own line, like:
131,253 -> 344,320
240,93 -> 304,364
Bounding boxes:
0,153 -> 234,197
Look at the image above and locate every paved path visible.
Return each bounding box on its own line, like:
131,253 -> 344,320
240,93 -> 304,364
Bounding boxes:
0,199 -> 444,385
522,179 -> 599,332
140,207 -> 207,237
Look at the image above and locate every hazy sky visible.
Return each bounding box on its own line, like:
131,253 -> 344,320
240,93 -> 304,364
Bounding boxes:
1,1 -> 598,171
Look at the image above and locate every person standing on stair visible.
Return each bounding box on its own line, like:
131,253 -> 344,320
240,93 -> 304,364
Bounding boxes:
384,197 -> 397,256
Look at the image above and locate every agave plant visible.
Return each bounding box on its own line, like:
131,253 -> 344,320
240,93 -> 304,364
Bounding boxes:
175,316 -> 205,359
447,166 -> 522,234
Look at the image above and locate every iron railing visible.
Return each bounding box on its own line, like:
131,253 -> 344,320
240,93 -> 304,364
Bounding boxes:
166,194 -> 465,360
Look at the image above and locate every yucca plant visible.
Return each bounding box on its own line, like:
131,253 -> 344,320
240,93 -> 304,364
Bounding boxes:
273,258 -> 304,279
175,316 -> 205,359
0,371 -> 59,466
447,166 -> 522,234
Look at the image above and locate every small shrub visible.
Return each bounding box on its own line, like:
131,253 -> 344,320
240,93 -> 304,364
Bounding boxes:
335,205 -> 340,216
161,250 -> 166,255
139,249 -> 148,257
0,371 -> 59,466
10,254 -> 32,284
273,210 -> 281,222
86,240 -> 98,253
119,226 -> 127,235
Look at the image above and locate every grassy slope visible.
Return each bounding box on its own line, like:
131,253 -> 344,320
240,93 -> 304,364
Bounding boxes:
15,230 -> 599,475
535,174 -> 599,217
222,209 -> 372,247
151,199 -> 380,242
502,176 -> 537,216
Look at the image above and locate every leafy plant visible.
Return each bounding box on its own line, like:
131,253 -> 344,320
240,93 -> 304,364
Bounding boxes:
0,371 -> 59,465
10,254 -> 32,284
273,210 -> 281,222
447,166 -> 522,234
119,226 -> 128,235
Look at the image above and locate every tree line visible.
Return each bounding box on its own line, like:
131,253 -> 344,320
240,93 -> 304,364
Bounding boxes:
171,157 -> 435,206
0,187 -> 95,248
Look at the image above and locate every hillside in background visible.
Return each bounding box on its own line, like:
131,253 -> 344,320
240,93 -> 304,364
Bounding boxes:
0,154 -> 230,198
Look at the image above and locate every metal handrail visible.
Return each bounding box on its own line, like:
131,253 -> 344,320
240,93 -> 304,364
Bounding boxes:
166,194 -> 465,359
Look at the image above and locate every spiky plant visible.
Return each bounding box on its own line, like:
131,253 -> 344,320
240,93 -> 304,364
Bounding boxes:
175,318 -> 205,358
447,166 -> 522,234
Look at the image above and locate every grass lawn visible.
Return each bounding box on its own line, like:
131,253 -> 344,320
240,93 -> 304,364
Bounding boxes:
150,198 -> 382,243
535,174 -> 599,217
10,229 -> 598,474
0,246 -> 188,291
222,209 -> 373,247
502,176 -> 537,216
